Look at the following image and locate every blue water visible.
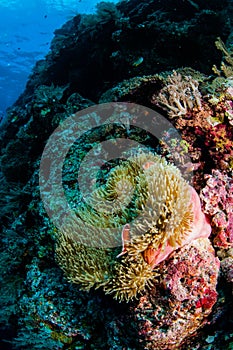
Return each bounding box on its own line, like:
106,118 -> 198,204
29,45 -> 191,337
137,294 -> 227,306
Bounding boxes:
0,0 -> 118,118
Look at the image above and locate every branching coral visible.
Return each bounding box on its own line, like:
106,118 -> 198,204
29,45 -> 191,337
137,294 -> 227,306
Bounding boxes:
56,152 -> 211,301
207,82 -> 233,127
152,72 -> 233,185
152,70 -> 202,117
212,37 -> 233,78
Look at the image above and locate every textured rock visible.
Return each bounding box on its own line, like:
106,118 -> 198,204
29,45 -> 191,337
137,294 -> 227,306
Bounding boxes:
134,238 -> 220,349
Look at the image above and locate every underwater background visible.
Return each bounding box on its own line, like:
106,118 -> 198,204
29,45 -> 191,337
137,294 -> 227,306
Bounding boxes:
0,0 -> 118,118
0,0 -> 233,349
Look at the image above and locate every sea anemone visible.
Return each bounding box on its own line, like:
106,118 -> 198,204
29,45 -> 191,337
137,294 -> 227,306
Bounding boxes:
56,151 -> 211,301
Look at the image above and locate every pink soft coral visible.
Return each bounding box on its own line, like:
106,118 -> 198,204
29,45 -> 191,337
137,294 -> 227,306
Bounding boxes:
200,169 -> 233,248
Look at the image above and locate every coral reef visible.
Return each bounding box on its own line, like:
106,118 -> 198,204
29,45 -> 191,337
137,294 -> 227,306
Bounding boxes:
10,257 -> 139,350
134,238 -> 219,350
12,0 -> 233,106
221,255 -> 233,294
0,0 -> 233,348
152,70 -> 202,118
200,169 -> 233,249
150,70 -> 233,191
212,37 -> 233,77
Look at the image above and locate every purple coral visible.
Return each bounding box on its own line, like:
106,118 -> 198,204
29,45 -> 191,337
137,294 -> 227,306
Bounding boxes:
200,169 -> 233,248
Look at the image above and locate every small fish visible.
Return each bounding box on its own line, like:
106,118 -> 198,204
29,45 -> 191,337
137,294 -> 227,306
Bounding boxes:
142,161 -> 155,170
183,161 -> 201,173
132,56 -> 144,67
116,224 -> 131,258
143,245 -> 157,265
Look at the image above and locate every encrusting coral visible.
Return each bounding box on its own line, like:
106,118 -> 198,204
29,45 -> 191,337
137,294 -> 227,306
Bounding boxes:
200,169 -> 233,249
56,151 -> 211,301
134,238 -> 220,350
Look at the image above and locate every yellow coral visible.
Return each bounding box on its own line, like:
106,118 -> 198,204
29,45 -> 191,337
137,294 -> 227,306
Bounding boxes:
212,37 -> 233,77
154,70 -> 202,117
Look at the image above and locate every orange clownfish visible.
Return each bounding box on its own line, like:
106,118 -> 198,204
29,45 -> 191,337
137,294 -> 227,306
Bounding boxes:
116,223 -> 131,258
